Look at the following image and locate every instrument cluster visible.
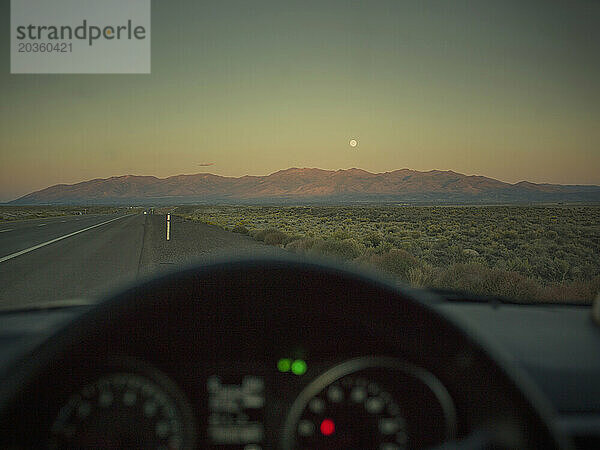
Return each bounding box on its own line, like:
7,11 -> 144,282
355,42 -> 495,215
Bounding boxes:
46,355 -> 455,449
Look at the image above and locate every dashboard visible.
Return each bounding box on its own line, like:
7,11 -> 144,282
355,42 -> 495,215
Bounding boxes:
37,355 -> 454,449
0,256 -> 598,449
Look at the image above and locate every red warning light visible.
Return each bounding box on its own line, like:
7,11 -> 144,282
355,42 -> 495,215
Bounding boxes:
320,418 -> 335,436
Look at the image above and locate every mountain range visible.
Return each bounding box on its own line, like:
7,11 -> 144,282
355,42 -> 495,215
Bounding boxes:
10,168 -> 600,205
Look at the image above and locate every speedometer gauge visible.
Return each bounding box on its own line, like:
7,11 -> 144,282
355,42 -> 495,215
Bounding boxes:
282,357 -> 456,449
49,371 -> 195,449
295,376 -> 409,448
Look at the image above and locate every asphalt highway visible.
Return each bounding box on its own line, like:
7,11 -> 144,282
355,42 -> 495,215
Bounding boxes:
0,213 -> 278,308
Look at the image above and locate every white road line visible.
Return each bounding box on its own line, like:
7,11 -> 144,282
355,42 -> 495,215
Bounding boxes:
0,215 -> 129,264
0,229 -> 14,233
37,224 -> 47,227
166,214 -> 171,241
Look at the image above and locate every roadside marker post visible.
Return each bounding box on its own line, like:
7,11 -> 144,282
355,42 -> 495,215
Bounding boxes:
166,214 -> 171,241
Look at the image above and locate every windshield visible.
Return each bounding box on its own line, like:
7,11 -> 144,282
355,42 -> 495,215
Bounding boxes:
1,0 -> 599,308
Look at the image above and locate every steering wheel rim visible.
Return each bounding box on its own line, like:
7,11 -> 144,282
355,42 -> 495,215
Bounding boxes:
0,255 -> 574,449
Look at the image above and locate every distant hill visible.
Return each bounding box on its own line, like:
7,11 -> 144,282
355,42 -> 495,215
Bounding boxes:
10,168 -> 600,205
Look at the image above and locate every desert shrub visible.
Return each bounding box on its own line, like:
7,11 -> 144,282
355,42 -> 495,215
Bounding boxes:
263,230 -> 292,246
373,241 -> 394,254
356,248 -> 419,280
363,232 -> 383,247
253,228 -> 279,241
285,238 -> 318,253
540,275 -> 600,304
332,229 -> 353,240
310,238 -> 365,260
231,224 -> 249,234
384,235 -> 407,247
432,263 -> 540,302
408,264 -> 438,288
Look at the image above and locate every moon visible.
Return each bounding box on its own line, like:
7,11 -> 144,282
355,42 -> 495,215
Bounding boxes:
349,139 -> 358,148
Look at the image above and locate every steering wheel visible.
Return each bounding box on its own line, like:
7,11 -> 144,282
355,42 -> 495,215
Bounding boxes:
0,256 -> 573,449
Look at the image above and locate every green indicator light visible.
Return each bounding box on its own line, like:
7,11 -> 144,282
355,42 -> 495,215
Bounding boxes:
277,358 -> 292,372
291,359 -> 307,376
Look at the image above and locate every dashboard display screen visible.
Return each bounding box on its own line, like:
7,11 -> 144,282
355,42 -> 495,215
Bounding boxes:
207,374 -> 266,448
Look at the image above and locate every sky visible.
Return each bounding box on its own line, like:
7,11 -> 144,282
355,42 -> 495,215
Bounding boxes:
1,0 -> 599,201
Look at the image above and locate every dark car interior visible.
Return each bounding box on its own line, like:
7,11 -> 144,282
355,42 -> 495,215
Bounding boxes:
0,256 -> 598,449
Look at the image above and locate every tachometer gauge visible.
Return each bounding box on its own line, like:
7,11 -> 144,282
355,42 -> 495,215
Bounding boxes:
49,371 -> 195,449
282,357 -> 456,449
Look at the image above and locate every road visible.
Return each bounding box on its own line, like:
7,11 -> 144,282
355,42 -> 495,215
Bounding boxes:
0,213 -> 279,308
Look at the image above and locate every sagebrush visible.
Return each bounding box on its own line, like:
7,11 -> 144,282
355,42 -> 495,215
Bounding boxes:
175,205 -> 600,304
